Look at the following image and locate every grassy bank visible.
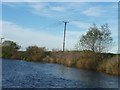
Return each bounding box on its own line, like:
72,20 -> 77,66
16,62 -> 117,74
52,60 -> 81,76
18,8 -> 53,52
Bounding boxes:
41,51 -> 119,76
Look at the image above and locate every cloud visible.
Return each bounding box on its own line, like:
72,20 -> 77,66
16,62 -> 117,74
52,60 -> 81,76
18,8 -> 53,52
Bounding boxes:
30,2 -> 66,14
25,2 -> 87,18
50,6 -> 65,12
1,20 -> 80,50
2,2 -> 106,18
71,21 -> 91,30
29,2 -> 47,12
28,3 -> 85,18
1,20 -> 62,50
28,3 -> 66,17
27,3 -> 106,18
82,7 -> 104,16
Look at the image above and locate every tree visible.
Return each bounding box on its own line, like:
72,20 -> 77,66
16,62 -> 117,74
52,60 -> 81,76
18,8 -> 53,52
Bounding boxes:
77,24 -> 113,53
97,24 -> 113,52
25,46 -> 46,61
2,40 -> 20,58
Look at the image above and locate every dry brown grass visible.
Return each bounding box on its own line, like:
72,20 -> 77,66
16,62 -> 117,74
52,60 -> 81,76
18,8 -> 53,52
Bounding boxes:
47,51 -> 119,76
97,55 -> 119,75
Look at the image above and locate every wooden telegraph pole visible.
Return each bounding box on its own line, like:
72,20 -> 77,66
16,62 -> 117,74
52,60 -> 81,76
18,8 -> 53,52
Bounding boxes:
62,21 -> 69,52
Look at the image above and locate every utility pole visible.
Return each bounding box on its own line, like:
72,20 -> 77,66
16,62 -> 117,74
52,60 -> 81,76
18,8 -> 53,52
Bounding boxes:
63,21 -> 69,52
0,38 -> 4,45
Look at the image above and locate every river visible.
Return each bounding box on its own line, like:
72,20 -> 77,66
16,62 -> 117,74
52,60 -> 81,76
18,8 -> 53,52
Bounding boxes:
2,59 -> 119,88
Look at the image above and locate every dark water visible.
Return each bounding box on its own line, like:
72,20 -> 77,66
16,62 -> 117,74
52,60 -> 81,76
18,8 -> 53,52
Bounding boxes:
2,59 -> 119,88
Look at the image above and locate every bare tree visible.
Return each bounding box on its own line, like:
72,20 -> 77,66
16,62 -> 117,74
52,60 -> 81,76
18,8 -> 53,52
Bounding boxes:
77,24 -> 113,53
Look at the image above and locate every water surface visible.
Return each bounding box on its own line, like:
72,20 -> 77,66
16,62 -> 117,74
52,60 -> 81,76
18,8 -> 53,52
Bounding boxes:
2,59 -> 119,88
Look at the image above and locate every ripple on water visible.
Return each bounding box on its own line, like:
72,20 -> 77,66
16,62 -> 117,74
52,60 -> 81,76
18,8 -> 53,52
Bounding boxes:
2,59 -> 119,88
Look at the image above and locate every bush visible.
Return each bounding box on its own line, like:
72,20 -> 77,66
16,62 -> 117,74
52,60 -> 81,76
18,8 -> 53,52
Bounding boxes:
105,56 -> 119,75
42,55 -> 55,63
25,46 -> 46,61
2,40 -> 20,59
97,55 -> 119,75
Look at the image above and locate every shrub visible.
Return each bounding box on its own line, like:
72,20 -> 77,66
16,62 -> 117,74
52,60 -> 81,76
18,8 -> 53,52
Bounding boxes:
105,56 -> 119,75
25,46 -> 46,61
97,55 -> 119,76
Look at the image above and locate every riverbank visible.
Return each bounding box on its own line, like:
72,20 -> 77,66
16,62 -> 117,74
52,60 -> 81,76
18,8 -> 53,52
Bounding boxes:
42,51 -> 120,76
2,50 -> 120,76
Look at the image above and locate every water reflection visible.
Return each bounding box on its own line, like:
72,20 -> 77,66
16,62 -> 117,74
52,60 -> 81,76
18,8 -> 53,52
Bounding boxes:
44,63 -> 119,88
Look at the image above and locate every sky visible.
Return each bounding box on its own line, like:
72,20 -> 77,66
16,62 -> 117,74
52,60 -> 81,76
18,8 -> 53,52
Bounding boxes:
1,1 -> 119,53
